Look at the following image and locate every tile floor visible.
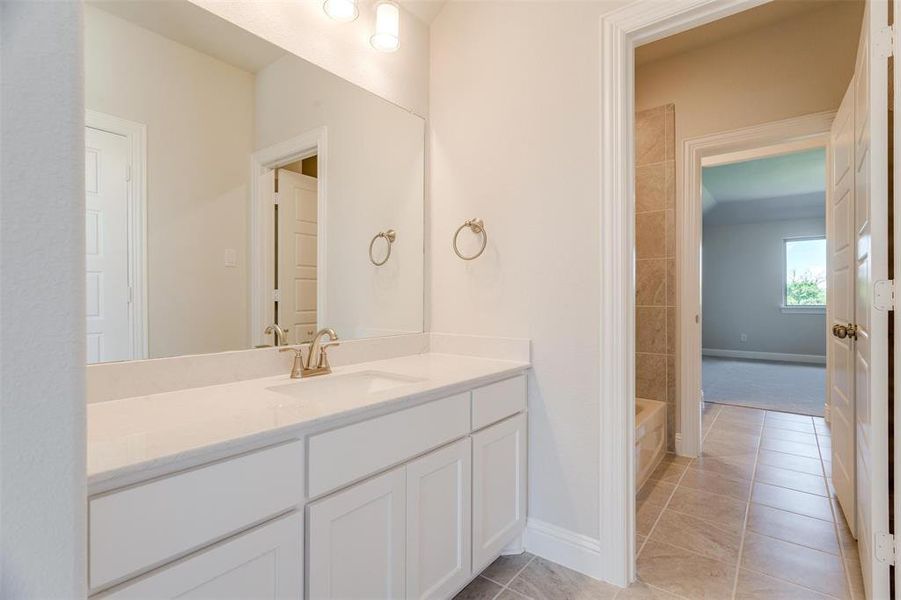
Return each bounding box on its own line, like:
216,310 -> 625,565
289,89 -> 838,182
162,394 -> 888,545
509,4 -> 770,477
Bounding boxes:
455,403 -> 864,600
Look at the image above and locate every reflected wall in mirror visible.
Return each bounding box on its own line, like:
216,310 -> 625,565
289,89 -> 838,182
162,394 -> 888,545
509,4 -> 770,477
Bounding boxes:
84,1 -> 424,363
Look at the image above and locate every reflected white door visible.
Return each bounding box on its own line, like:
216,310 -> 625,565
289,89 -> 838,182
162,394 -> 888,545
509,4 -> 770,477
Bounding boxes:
85,126 -> 131,363
827,83 -> 856,536
277,169 -> 318,344
851,2 -> 890,597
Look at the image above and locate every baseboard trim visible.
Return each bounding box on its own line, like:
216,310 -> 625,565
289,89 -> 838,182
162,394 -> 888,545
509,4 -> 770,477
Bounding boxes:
524,518 -> 607,582
702,348 -> 826,365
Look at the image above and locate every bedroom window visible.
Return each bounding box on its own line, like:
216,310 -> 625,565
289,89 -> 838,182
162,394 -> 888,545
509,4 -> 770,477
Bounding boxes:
783,237 -> 826,312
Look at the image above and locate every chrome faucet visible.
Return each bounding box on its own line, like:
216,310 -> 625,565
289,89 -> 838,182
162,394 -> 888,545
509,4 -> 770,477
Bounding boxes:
279,328 -> 339,379
264,323 -> 289,346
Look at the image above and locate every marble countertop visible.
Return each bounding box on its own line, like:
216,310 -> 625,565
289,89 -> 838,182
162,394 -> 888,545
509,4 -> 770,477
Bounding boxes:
88,353 -> 529,492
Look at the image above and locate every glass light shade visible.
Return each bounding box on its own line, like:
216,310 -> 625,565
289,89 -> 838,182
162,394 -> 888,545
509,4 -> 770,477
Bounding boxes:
370,1 -> 400,52
323,0 -> 358,22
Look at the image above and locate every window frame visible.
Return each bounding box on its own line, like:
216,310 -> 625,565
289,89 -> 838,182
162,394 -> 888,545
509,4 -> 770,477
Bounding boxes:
781,235 -> 826,314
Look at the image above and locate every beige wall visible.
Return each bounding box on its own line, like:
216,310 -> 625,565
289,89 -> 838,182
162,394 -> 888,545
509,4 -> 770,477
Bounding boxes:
85,7 -> 254,359
636,1 -> 862,187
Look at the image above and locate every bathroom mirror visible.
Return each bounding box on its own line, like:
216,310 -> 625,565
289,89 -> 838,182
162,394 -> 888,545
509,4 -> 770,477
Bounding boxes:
84,0 -> 424,363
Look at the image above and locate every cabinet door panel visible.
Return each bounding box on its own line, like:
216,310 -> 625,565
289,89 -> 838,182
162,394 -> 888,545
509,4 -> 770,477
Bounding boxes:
100,512 -> 302,599
406,439 -> 472,600
472,413 -> 527,572
307,467 -> 406,599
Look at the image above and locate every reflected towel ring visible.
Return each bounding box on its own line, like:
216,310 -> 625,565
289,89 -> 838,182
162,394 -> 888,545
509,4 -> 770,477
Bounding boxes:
369,229 -> 396,266
453,218 -> 487,261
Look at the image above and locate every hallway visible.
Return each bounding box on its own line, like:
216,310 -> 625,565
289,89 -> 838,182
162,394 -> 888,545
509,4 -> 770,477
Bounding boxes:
456,403 -> 863,599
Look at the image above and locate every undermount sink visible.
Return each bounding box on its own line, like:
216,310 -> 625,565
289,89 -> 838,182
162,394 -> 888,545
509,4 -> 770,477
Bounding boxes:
267,370 -> 425,400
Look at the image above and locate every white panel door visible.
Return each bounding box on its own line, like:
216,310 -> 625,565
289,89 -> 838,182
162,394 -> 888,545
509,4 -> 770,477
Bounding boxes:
102,512 -> 303,599
405,438 -> 472,600
852,2 -> 890,597
307,467 -> 406,599
85,126 -> 131,363
472,413 -> 527,572
827,82 -> 856,536
277,169 -> 318,344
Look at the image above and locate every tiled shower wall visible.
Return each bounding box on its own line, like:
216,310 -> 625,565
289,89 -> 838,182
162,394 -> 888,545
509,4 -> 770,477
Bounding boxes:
635,104 -> 677,450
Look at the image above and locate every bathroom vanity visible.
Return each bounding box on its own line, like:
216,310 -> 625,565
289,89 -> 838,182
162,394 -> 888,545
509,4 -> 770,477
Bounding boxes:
87,353 -> 529,599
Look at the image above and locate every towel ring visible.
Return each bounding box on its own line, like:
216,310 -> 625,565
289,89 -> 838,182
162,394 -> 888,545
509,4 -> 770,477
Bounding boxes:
369,229 -> 396,266
453,218 -> 487,261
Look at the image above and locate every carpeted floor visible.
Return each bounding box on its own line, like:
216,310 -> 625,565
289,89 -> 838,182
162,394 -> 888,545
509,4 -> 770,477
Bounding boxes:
702,356 -> 826,416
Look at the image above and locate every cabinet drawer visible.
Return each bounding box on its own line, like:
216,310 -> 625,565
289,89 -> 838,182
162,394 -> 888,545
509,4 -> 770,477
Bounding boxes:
90,441 -> 304,591
97,512 -> 303,599
308,393 -> 470,498
471,375 -> 526,431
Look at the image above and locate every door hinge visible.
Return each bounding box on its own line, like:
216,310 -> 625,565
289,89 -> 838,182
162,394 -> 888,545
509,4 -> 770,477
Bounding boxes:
273,193 -> 280,206
875,531 -> 895,565
874,280 -> 895,311
875,25 -> 894,59
272,289 -> 281,302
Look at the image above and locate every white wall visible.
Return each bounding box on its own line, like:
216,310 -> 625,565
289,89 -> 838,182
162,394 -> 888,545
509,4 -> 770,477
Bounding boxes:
190,0 -> 430,117
255,55 -> 424,340
703,216 -> 826,357
430,0 -> 627,553
0,2 -> 86,596
85,7 -> 255,359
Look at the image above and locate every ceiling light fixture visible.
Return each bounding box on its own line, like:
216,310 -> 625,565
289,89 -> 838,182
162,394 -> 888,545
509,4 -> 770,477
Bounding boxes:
370,1 -> 400,52
323,0 -> 358,23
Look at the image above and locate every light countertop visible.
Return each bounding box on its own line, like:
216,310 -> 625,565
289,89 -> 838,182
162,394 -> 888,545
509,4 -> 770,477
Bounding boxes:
88,353 -> 529,492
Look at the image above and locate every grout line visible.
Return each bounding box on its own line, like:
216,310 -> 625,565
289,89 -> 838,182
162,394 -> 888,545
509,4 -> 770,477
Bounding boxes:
738,564 -> 845,600
728,411 -> 765,600
489,554 -> 536,600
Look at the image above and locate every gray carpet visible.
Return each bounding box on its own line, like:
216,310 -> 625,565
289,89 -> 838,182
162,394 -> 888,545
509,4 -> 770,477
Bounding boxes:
702,356 -> 825,417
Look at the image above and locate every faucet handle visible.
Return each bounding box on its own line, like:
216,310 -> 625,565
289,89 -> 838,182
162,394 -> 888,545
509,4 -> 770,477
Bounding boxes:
279,346 -> 306,378
318,341 -> 340,369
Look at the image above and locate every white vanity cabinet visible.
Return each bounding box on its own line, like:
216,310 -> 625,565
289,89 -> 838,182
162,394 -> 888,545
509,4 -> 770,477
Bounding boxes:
100,512 -> 303,599
472,413 -> 527,572
89,371 -> 528,600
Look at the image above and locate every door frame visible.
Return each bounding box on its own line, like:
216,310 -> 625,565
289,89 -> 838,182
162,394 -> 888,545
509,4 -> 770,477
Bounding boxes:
249,127 -> 328,347
677,111 -> 835,457
599,0 -> 774,585
85,109 -> 148,360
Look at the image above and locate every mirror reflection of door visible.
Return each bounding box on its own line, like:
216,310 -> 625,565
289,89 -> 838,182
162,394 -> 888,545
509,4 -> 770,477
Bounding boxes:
85,126 -> 132,364
276,162 -> 318,344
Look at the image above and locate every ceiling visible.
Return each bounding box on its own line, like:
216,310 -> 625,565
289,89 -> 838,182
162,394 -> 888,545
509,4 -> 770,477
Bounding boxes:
636,0 -> 856,66
702,148 -> 826,225
89,0 -> 286,73
398,0 -> 448,25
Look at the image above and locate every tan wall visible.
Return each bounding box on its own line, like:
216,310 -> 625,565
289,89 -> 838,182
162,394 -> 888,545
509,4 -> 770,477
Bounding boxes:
635,104 -> 677,450
85,6 -> 254,359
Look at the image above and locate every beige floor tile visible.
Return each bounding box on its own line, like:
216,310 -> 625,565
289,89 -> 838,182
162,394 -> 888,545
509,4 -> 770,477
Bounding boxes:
708,420 -> 764,437
648,455 -> 691,484
637,499 -> 666,536
667,486 -> 748,531
701,438 -> 759,459
678,467 -> 752,500
637,539 -> 736,599
754,464 -> 828,496
690,454 -> 756,481
719,405 -> 766,419
638,479 -> 677,507
766,411 -> 814,424
766,419 -> 816,434
746,503 -> 840,555
648,509 -> 742,562
759,437 -> 821,459
752,482 -> 833,521
734,568 -> 834,599
508,557 -> 619,600
741,532 -> 847,597
614,580 -> 683,599
758,449 -> 824,476
454,576 -> 504,600
762,427 -> 819,445
497,590 -> 530,600
480,552 -> 534,586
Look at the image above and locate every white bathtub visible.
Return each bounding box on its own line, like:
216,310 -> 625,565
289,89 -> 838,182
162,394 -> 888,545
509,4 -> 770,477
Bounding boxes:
635,398 -> 667,490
